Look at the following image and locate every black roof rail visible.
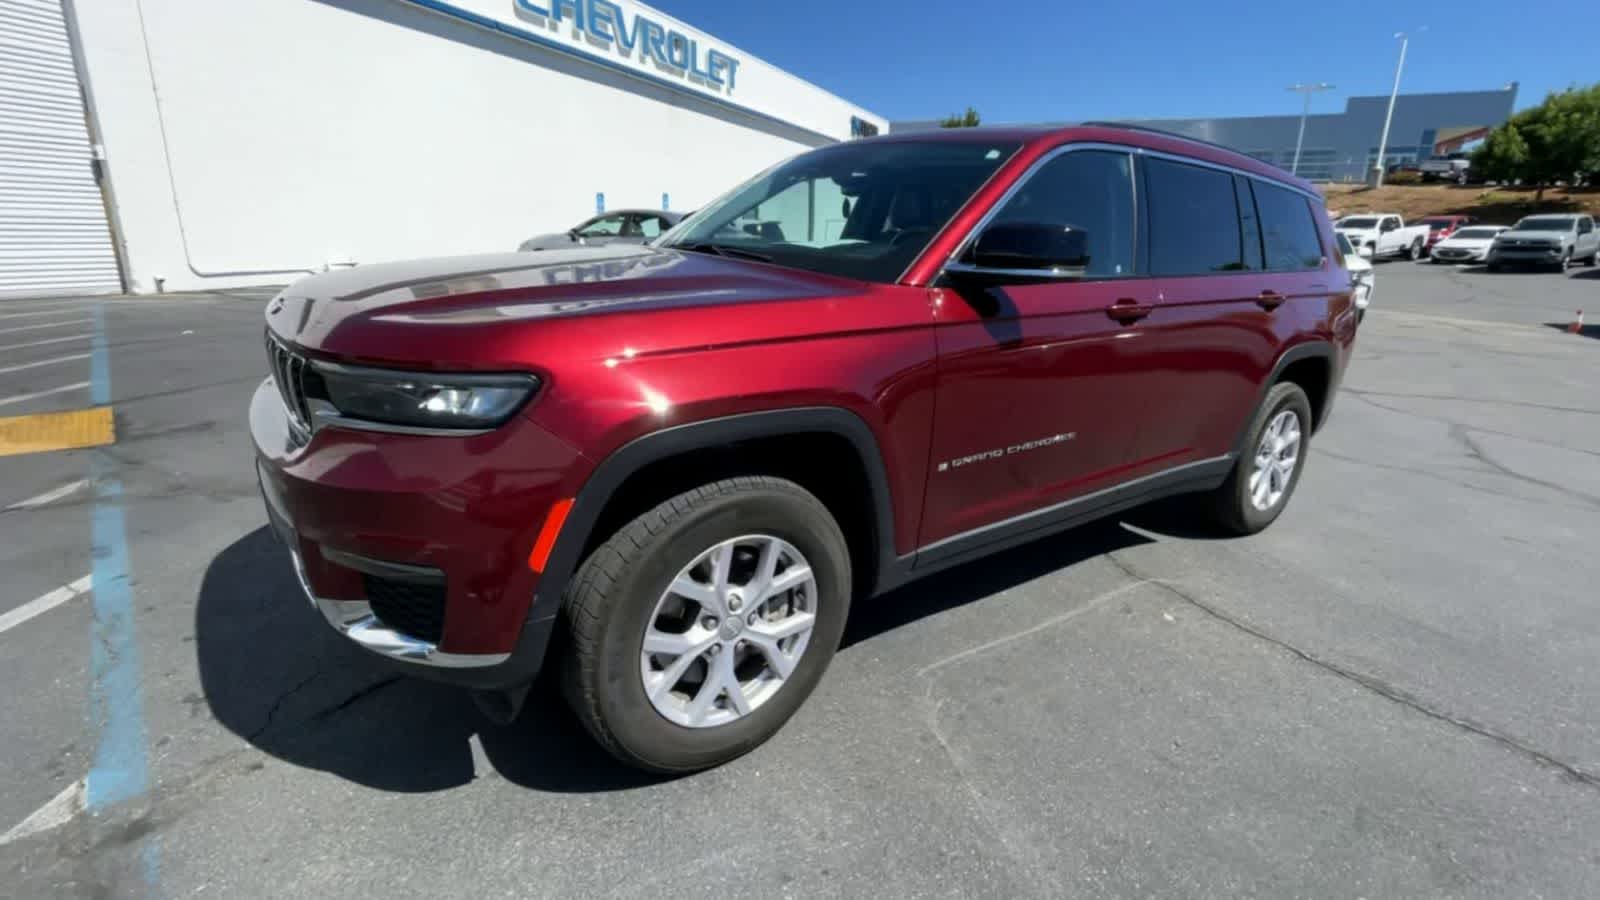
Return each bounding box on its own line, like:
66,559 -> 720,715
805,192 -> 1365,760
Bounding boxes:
1079,121 -> 1257,161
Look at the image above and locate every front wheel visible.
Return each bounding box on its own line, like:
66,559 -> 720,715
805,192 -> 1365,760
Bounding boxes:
1556,252 -> 1571,273
561,476 -> 851,773
1204,382 -> 1312,535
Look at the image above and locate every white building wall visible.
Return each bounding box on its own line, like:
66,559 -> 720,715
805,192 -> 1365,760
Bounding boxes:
69,0 -> 885,293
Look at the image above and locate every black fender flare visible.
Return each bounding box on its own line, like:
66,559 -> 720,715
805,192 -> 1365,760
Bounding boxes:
534,406 -> 900,617
1230,341 -> 1338,456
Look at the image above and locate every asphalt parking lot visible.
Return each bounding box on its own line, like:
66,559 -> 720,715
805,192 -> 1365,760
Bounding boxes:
2,261 -> 1599,898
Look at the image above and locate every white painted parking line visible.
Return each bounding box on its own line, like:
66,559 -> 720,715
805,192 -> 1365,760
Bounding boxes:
0,307 -> 97,321
0,575 -> 92,636
0,318 -> 93,337
0,382 -> 91,409
0,779 -> 85,846
0,333 -> 93,354
5,479 -> 90,511
0,353 -> 91,376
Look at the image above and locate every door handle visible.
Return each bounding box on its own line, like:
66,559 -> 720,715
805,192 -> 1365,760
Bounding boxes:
1256,290 -> 1286,311
1106,298 -> 1153,324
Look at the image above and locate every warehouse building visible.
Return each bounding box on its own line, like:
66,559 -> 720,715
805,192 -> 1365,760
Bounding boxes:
894,85 -> 1518,183
1,0 -> 885,296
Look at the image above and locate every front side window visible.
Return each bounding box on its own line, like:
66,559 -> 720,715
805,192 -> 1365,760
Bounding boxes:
981,149 -> 1135,278
1254,181 -> 1324,271
576,214 -> 627,237
1145,157 -> 1244,275
660,139 -> 1023,283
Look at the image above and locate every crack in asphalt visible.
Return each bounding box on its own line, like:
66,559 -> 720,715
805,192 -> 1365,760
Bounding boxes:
1103,554 -> 1600,792
1311,446 -> 1590,512
1345,391 -> 1600,459
1342,387 -> 1600,417
246,663 -> 322,743
311,676 -> 402,722
1448,424 -> 1600,507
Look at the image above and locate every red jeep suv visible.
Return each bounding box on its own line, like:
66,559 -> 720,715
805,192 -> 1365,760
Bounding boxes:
253,125 -> 1355,772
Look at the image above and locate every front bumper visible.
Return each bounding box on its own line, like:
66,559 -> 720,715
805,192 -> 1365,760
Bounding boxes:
1489,246 -> 1564,264
250,378 -> 583,687
1431,248 -> 1485,263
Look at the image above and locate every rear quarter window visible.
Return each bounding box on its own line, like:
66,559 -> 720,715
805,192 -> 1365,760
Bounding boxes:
1254,181 -> 1324,271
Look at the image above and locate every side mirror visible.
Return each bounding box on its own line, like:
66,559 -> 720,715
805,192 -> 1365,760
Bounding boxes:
951,223 -> 1090,278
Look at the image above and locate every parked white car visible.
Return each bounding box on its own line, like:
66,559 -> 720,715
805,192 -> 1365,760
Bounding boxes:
1338,233 -> 1374,321
1335,214 -> 1431,260
1429,225 -> 1509,264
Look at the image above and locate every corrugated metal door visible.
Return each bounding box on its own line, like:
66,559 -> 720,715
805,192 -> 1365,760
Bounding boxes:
0,0 -> 121,297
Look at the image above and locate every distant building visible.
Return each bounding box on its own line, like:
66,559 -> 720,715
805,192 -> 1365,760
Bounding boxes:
892,85 -> 1518,183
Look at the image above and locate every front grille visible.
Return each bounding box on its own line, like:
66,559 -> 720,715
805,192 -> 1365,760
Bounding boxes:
364,575 -> 446,644
265,332 -> 312,436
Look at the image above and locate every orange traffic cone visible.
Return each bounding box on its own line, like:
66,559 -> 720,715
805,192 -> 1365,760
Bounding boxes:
1570,310 -> 1585,334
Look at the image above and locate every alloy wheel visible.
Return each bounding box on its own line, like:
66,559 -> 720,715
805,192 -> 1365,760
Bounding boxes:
640,535 -> 817,728
1249,410 -> 1301,511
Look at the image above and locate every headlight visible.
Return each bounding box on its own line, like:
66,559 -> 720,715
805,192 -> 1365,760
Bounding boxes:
312,364 -> 538,431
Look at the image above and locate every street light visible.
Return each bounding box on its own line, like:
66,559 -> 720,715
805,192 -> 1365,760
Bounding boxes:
1287,83 -> 1335,176
1373,29 -> 1424,187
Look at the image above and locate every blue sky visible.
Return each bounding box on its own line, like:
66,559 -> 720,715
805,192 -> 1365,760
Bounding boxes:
650,1 -> 1587,123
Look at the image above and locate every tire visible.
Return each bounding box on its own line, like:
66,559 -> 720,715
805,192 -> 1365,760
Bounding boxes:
1487,262 -> 1502,273
1556,251 -> 1571,273
1205,382 -> 1313,536
1584,250 -> 1598,267
1405,239 -> 1422,261
561,476 -> 851,774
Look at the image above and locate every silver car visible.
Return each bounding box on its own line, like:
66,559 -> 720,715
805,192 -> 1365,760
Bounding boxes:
1486,214 -> 1600,272
518,209 -> 684,252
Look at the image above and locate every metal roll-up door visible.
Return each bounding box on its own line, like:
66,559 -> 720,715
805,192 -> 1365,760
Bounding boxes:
0,0 -> 121,297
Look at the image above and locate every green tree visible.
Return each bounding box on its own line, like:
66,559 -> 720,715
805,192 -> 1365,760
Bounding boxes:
1472,84 -> 1600,198
939,106 -> 981,128
1470,123 -> 1528,184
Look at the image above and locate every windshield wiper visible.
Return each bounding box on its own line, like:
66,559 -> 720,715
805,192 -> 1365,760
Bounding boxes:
672,241 -> 774,263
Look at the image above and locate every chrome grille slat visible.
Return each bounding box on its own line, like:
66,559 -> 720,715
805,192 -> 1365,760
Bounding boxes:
265,332 -> 312,438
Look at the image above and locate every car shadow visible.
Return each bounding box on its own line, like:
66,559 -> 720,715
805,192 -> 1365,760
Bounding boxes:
1568,267 -> 1600,281
1542,321 -> 1600,339
199,516 -> 1160,793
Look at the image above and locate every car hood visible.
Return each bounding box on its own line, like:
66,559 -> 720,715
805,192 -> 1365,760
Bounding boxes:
1437,236 -> 1496,247
264,245 -> 864,364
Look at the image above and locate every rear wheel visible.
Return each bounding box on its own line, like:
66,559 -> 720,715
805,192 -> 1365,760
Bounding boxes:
561,476 -> 850,773
1204,382 -> 1312,536
1406,239 -> 1423,261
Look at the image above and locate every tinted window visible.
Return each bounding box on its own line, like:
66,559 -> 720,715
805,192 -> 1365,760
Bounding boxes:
1145,158 -> 1243,275
984,149 -> 1135,277
1513,217 -> 1575,231
1338,217 -> 1378,229
1255,181 -> 1324,271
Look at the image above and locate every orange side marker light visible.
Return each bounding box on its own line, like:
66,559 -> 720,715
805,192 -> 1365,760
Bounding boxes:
528,498 -> 574,572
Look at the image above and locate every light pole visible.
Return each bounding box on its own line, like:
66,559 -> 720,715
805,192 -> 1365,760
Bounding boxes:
1373,30 -> 1421,186
1287,83 -> 1334,176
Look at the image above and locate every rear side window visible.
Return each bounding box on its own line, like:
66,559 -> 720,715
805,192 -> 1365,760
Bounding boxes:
1144,157 -> 1244,275
1254,181 -> 1325,271
986,149 -> 1135,277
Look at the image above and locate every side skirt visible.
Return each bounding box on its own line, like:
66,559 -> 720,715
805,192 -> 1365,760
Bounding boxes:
875,455 -> 1233,593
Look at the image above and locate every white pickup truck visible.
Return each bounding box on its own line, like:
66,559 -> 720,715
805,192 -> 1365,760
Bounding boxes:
1335,214 -> 1431,260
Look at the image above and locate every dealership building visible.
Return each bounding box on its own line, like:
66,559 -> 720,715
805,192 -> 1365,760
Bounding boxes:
894,85 -> 1519,184
1,0 -> 885,297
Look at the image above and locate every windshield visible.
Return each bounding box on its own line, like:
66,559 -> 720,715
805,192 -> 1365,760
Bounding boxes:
1338,217 -> 1378,229
1512,217 -> 1574,231
658,139 -> 1023,283
1452,228 -> 1502,240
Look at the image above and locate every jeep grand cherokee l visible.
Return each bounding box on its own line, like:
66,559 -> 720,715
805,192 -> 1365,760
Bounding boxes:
252,125 -> 1356,773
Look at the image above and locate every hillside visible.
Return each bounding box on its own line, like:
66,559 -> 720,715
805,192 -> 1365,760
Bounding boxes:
1320,183 -> 1600,225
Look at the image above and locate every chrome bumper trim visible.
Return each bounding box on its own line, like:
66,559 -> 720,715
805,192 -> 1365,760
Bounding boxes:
284,544 -> 511,669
